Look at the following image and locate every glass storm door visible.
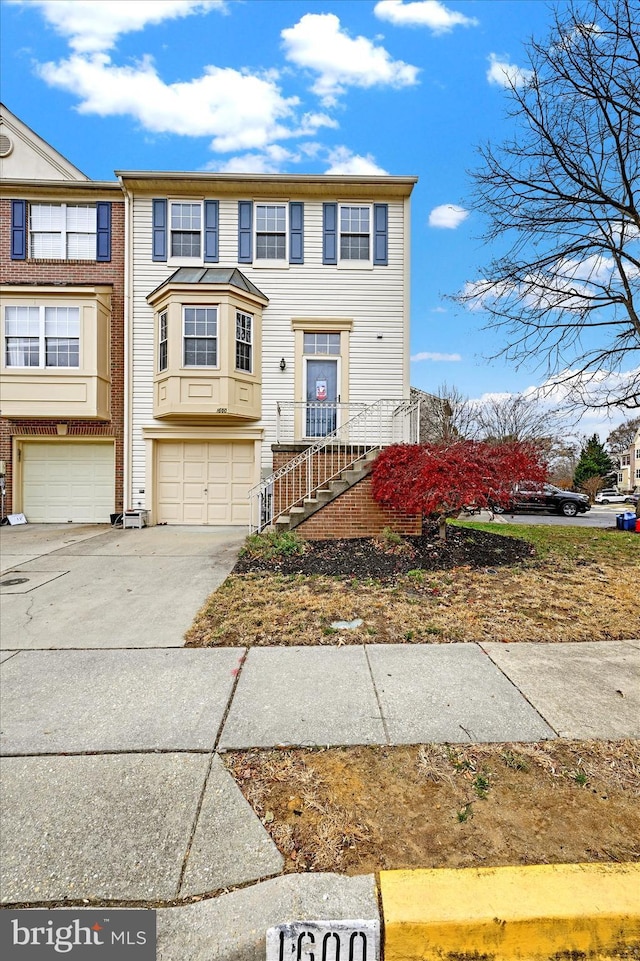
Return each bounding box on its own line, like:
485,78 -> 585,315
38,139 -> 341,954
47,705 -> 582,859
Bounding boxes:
306,359 -> 338,436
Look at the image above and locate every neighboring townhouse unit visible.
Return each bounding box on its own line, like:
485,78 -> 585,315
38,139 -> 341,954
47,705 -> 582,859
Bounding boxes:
118,171 -> 417,528
0,104 -> 124,522
617,428 -> 640,492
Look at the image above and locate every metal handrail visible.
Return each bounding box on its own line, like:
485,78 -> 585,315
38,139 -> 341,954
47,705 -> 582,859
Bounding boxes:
275,401 -> 370,443
249,397 -> 420,532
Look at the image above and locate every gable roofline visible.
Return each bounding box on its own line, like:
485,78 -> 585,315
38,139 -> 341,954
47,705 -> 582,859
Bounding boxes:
117,171 -> 417,199
0,102 -> 91,181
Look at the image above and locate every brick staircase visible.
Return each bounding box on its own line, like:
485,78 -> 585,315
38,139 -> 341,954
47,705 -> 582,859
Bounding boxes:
274,449 -> 379,532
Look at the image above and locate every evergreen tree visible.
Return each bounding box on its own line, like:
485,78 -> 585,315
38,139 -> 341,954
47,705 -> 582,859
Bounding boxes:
573,434 -> 616,487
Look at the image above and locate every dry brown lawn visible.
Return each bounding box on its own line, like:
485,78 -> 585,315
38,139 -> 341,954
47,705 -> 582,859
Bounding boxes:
186,523 -> 640,646
223,740 -> 640,874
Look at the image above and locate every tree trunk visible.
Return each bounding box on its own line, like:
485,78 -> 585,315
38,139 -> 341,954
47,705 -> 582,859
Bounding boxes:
438,515 -> 447,541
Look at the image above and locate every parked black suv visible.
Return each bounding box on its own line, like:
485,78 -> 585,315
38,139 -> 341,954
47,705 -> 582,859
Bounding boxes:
492,483 -> 591,518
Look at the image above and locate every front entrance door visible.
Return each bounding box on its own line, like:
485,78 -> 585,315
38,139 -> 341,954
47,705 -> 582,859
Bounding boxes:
306,359 -> 338,437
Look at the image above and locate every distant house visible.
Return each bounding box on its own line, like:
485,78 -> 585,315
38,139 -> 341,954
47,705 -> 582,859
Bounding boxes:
0,104 -> 124,523
617,428 -> 640,492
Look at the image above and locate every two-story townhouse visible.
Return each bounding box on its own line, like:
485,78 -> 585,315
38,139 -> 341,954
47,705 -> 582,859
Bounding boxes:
117,171 -> 417,528
0,104 -> 124,523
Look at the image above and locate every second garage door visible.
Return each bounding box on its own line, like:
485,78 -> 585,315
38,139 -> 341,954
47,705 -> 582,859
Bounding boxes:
156,440 -> 255,525
21,441 -> 115,524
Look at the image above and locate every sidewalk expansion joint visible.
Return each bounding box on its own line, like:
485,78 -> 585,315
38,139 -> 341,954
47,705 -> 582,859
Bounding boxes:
176,750 -> 217,898
478,641 -> 560,737
213,647 -> 248,752
364,644 -> 390,745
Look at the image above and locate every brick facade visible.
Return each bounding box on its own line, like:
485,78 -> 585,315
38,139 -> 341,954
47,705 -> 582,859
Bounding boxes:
295,473 -> 422,540
271,445 -> 422,540
0,197 -> 125,515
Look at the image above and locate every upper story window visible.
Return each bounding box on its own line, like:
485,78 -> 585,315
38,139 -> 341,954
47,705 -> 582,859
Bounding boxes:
322,203 -> 387,267
170,202 -> 202,258
31,204 -> 95,260
183,306 -> 217,367
158,311 -> 168,372
152,199 -> 218,265
5,305 -> 80,368
339,205 -> 371,261
235,311 -> 253,372
255,204 -> 286,260
10,200 -> 111,262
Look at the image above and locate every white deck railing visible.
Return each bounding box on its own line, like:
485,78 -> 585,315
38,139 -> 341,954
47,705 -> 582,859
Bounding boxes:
250,397 -> 420,532
275,401 -> 370,443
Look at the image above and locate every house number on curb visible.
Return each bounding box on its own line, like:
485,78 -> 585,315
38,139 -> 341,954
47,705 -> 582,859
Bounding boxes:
266,920 -> 379,961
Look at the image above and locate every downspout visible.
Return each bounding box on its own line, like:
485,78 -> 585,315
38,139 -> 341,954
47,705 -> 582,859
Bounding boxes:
403,193 -> 411,400
119,176 -> 133,512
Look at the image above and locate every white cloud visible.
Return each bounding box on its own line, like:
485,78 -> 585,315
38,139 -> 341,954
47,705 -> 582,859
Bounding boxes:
281,13 -> 419,107
431,306 -> 448,313
428,204 -> 469,229
487,53 -> 534,88
324,147 -> 388,175
10,0 -> 225,53
209,144 -> 299,174
411,351 -> 462,362
374,0 -> 478,34
38,53 -> 318,153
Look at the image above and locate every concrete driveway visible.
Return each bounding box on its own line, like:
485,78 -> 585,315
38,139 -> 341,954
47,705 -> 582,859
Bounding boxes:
0,523 -> 246,650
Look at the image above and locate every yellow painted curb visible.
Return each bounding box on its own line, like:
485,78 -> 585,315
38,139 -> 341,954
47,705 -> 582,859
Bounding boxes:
379,863 -> 640,960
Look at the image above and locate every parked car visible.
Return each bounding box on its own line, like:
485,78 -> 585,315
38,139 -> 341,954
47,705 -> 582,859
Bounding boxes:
595,489 -> 628,504
491,483 -> 591,517
624,493 -> 639,505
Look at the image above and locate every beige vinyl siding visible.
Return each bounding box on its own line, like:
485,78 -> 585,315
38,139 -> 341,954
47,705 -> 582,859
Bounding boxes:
129,194 -> 407,489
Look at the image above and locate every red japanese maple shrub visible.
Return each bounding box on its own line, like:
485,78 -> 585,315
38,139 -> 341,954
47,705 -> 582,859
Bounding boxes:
371,441 -> 547,539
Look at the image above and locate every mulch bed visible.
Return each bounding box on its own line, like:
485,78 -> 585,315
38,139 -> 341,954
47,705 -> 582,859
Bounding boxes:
234,525 -> 535,579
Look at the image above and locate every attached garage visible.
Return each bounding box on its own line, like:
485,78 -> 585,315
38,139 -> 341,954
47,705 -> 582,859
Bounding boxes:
155,440 -> 256,525
20,441 -> 115,523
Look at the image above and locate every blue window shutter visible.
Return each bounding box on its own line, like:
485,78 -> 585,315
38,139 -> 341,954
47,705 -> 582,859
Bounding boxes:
152,199 -> 167,262
238,201 -> 252,263
96,202 -> 111,262
289,202 -> 304,264
11,200 -> 26,260
323,203 -> 337,264
373,203 -> 388,266
204,200 -> 219,263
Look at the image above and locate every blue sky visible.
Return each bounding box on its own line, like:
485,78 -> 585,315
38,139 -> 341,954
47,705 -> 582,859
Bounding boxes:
0,0 -> 634,438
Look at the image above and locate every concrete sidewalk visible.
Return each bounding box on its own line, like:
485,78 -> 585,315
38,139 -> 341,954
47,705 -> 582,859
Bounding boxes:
1,524 -> 638,960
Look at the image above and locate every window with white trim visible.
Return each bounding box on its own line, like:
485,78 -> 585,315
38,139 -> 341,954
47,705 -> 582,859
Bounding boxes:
158,311 -> 168,372
339,205 -> 370,261
5,305 -> 80,368
235,311 -> 253,372
255,204 -> 286,260
636,467 -> 640,479
30,204 -> 96,260
170,202 -> 202,258
183,306 -> 217,367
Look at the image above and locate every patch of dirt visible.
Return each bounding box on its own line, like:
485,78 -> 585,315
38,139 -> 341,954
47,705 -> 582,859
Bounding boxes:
224,741 -> 640,874
233,526 -> 535,579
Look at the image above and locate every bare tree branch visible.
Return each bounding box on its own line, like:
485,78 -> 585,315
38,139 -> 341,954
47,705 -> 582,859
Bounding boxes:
457,0 -> 640,410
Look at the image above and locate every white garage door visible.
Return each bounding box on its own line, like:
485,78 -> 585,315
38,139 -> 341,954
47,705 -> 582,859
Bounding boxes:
156,441 -> 255,525
22,442 -> 115,523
